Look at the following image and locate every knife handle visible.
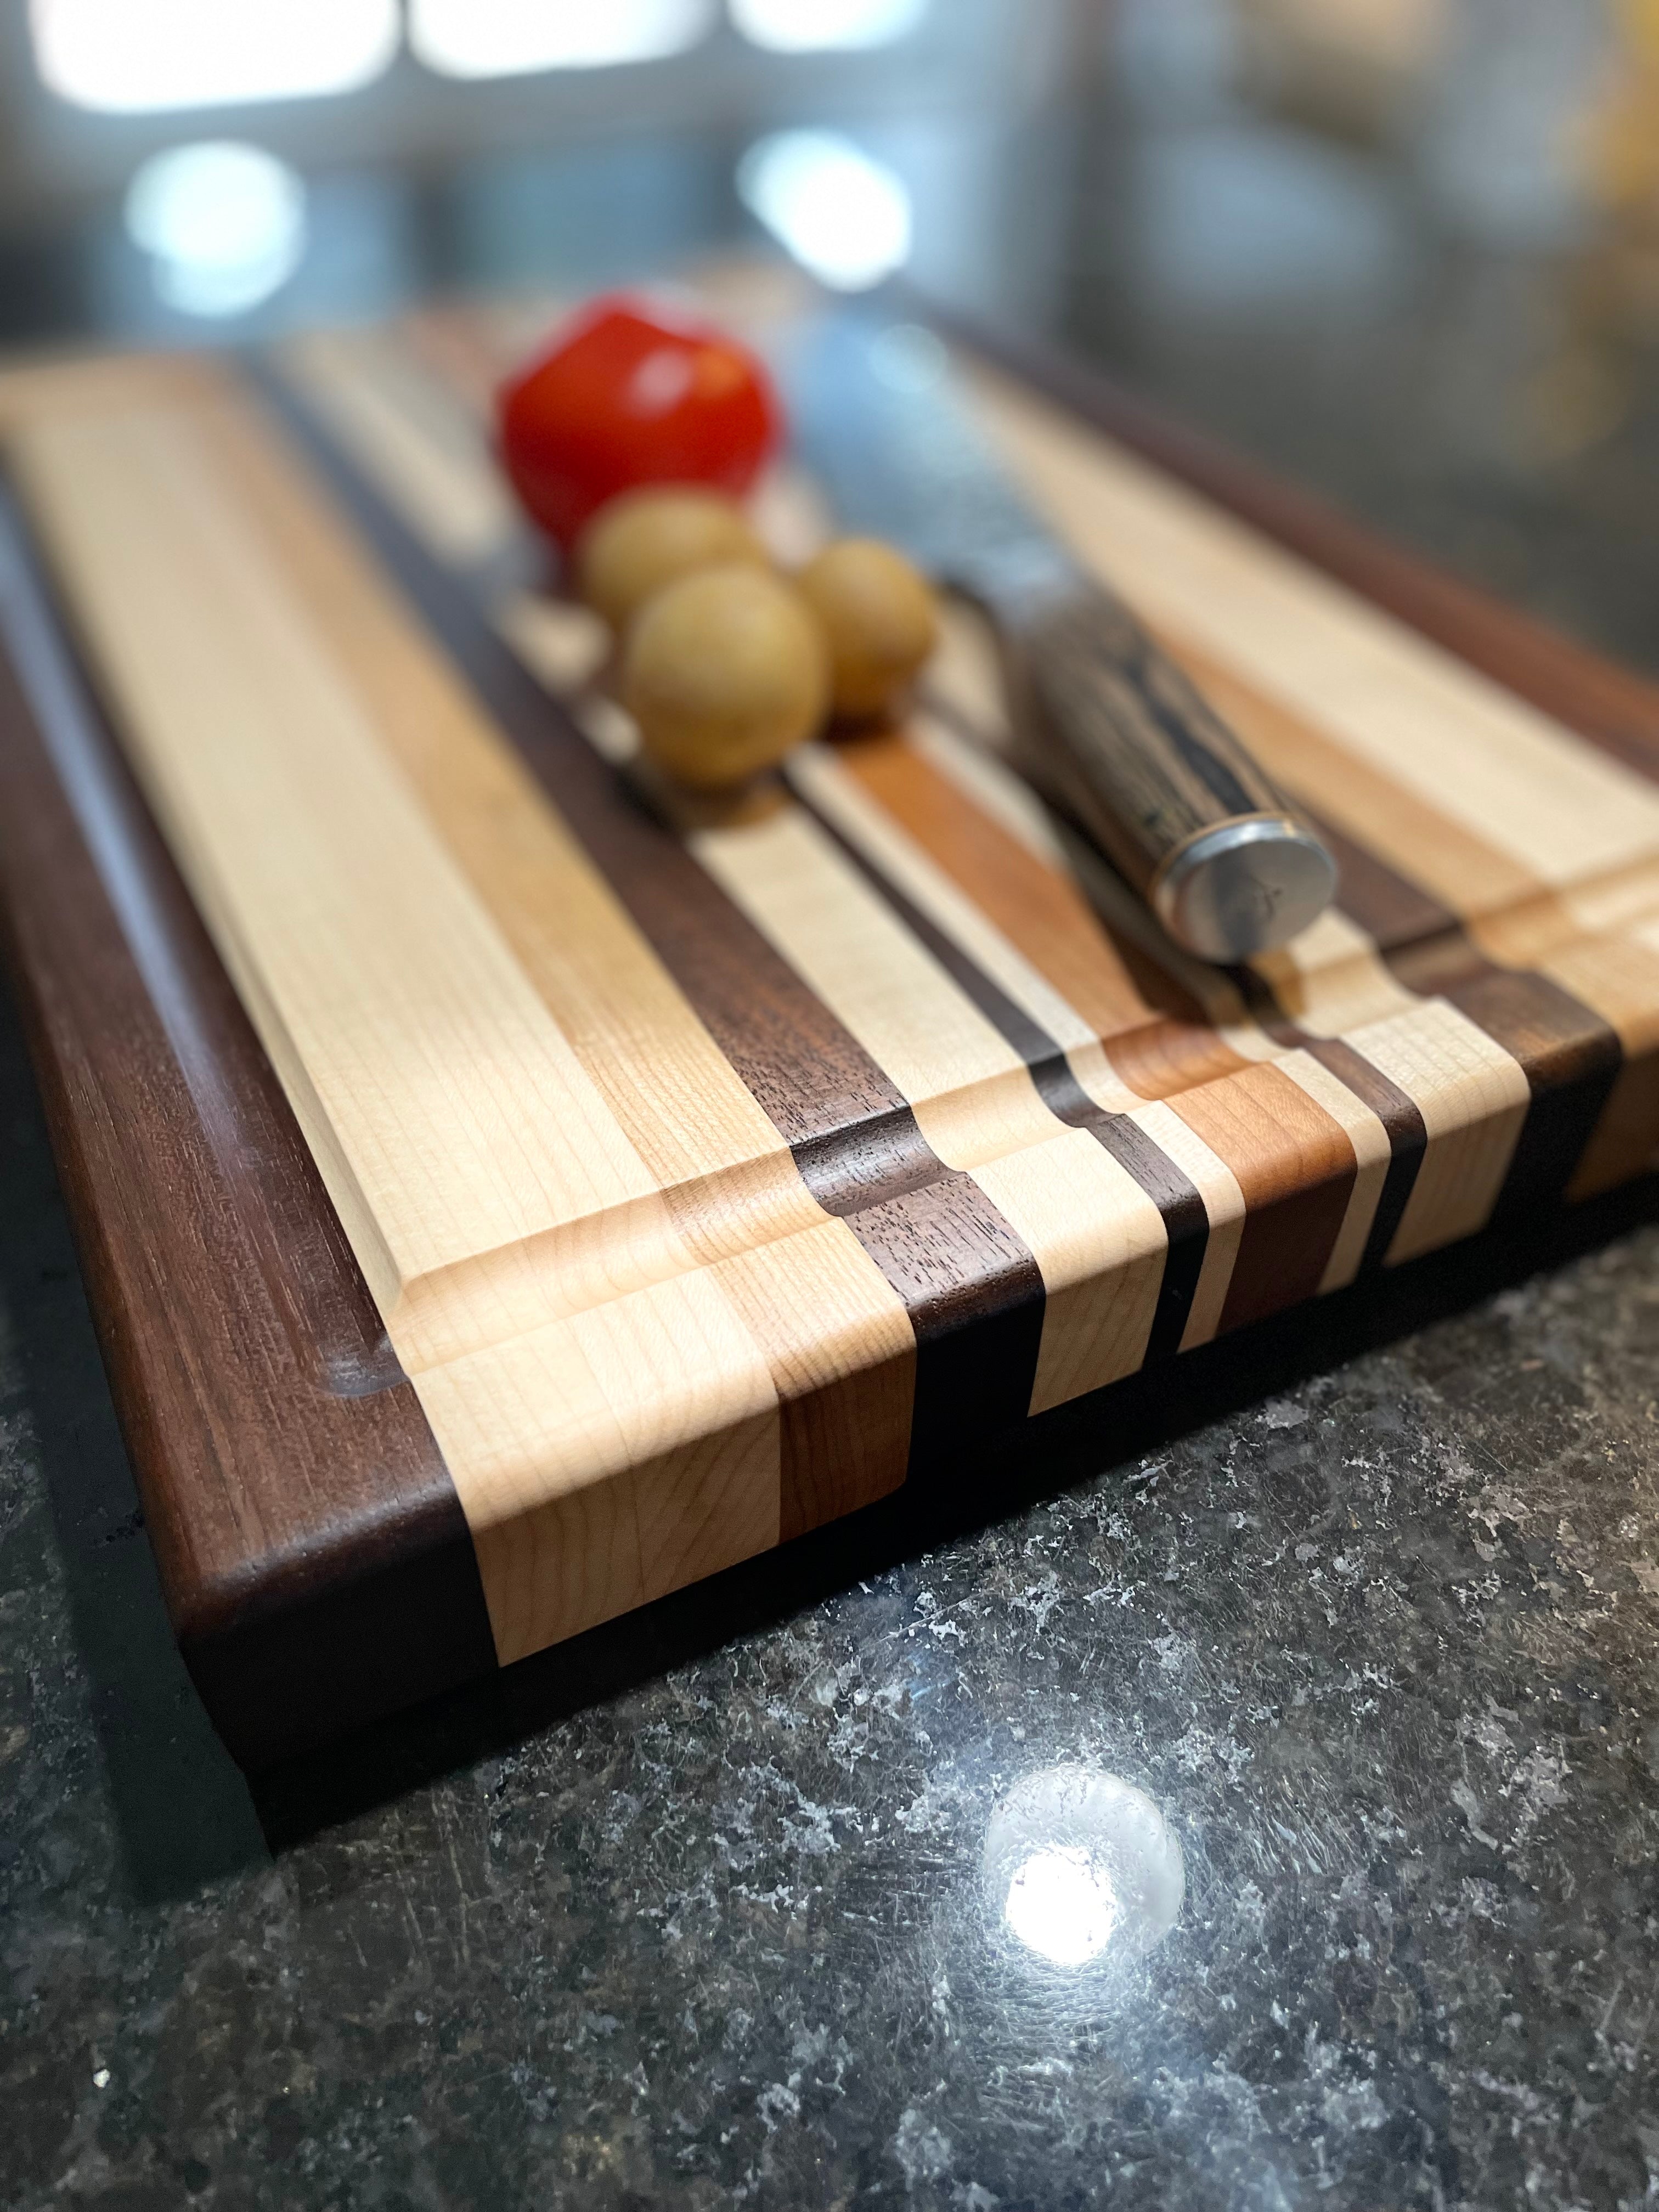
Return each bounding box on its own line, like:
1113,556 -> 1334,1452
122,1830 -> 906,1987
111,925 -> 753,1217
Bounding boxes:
1005,582 -> 1336,961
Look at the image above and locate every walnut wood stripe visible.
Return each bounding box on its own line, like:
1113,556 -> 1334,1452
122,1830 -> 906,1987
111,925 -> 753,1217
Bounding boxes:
251,359 -> 1051,1475
0,480 -> 498,1767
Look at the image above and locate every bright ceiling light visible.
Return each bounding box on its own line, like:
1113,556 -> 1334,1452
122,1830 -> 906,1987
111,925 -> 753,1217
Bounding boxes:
730,0 -> 927,50
737,131 -> 912,290
125,143 -> 306,317
30,0 -> 397,114
410,0 -> 716,77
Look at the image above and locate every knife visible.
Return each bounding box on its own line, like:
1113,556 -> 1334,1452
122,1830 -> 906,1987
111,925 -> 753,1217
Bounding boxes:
775,315 -> 1336,962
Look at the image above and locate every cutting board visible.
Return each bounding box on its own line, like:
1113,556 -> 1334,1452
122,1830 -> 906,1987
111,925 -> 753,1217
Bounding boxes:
3,264 -> 1658,1769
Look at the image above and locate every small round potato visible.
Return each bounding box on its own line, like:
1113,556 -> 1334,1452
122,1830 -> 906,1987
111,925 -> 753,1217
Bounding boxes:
622,563 -> 828,789
795,537 -> 940,720
574,487 -> 770,636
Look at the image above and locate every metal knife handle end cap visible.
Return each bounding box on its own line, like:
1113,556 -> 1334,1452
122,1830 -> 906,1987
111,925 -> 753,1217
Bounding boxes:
1152,816 -> 1337,963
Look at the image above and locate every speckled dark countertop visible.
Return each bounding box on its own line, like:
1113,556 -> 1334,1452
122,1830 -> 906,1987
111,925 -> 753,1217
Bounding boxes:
5,936 -> 1659,2207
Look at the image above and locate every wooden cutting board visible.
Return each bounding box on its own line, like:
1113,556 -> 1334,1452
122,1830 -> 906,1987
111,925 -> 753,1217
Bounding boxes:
3,264 -> 1657,1768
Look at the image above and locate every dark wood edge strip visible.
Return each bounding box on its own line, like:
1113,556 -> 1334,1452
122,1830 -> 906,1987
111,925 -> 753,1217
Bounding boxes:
247,360 -> 1051,1470
0,477 -> 498,1770
926,300 -> 1659,786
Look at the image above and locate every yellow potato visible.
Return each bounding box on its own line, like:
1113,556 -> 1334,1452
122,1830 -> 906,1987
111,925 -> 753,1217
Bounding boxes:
795,537 -> 940,720
574,488 -> 769,635
622,563 -> 829,789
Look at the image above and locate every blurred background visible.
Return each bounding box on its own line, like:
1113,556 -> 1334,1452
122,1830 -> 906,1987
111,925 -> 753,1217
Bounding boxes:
2,0 -> 1656,665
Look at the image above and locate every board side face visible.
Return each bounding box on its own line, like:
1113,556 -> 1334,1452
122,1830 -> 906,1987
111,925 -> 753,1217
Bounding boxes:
0,464 -> 496,1770
2,284 -> 1659,1763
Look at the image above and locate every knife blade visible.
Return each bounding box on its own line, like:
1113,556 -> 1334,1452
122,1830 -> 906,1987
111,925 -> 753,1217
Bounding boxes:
775,313 -> 1336,962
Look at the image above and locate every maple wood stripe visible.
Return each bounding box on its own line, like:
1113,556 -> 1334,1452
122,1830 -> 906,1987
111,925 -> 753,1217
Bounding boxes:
1310,811 -> 1622,1222
251,360 -> 1049,1471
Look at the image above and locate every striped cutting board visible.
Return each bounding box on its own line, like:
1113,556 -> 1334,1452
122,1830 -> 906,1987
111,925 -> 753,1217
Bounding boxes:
3,263 -> 1657,1764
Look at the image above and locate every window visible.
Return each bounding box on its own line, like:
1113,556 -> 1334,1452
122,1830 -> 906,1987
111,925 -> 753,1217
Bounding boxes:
729,0 -> 928,52
30,0 -> 398,114
409,0 -> 718,80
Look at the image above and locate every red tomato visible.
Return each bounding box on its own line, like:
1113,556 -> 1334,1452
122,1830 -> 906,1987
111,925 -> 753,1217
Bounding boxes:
496,294 -> 783,551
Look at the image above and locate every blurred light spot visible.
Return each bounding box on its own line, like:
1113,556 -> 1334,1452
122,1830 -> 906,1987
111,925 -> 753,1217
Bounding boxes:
983,1765 -> 1184,1969
31,0 -> 396,114
1003,1845 -> 1121,1967
738,131 -> 912,290
410,0 -> 716,77
730,0 -> 927,52
125,143 -> 306,317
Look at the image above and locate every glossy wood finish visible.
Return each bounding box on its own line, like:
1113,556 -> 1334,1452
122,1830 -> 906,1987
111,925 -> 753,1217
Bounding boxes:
2,280 -> 1657,1764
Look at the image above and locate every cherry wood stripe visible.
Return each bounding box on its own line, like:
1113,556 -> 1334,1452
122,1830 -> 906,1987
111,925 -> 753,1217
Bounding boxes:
250,361 -> 1049,1472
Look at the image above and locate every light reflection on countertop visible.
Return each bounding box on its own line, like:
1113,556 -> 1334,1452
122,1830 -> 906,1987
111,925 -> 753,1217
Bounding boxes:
983,1764 -> 1184,1969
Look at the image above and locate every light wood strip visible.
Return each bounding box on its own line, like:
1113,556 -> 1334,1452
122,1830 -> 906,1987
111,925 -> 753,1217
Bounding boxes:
420,1269 -> 781,1663
1276,1051 -> 1393,1291
966,360 -> 1659,896
14,400 -> 672,1360
693,804 -> 1172,1408
1123,1101 -> 1245,1349
788,738 -> 1111,1065
1342,1001 -> 1532,1261
197,389 -> 918,1527
10,392 -> 884,1648
283,328 -> 520,568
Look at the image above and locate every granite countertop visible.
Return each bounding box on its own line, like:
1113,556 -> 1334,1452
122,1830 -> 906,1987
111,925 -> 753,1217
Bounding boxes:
4,943 -> 1659,2207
